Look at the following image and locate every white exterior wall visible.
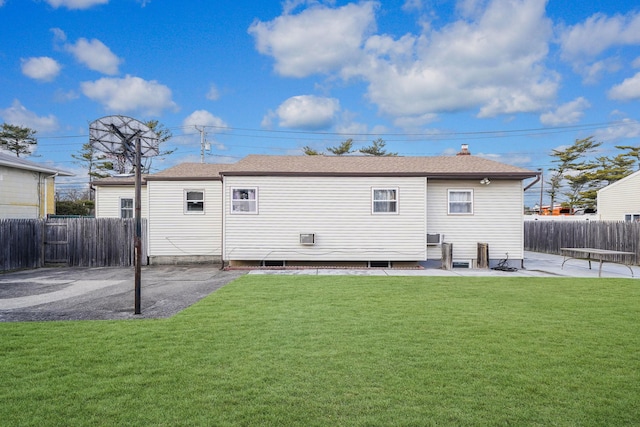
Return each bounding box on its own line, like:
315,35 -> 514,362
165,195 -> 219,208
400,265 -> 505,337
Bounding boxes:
597,170 -> 640,221
426,179 -> 525,262
147,180 -> 222,260
223,176 -> 427,262
94,185 -> 148,218
0,166 -> 40,218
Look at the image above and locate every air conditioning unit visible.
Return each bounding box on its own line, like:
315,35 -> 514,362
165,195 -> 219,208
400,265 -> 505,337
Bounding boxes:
426,233 -> 443,245
299,233 -> 315,245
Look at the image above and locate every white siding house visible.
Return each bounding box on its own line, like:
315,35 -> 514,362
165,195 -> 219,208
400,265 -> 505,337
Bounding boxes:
221,154 -> 536,267
426,179 -> 525,263
223,175 -> 427,265
93,151 -> 537,267
93,178 -> 149,219
0,152 -> 73,219
597,170 -> 640,221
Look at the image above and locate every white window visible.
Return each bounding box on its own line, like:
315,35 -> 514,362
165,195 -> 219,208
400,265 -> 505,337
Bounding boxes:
185,190 -> 204,213
448,189 -> 473,214
231,188 -> 257,214
624,213 -> 640,222
372,188 -> 398,213
120,198 -> 133,218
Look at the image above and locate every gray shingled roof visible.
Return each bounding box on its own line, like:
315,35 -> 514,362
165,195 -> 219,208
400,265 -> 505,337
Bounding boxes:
0,151 -> 74,176
146,163 -> 229,180
223,155 -> 536,179
92,154 -> 537,186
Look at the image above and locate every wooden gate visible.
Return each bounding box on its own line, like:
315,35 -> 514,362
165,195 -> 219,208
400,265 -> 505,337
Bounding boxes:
44,221 -> 69,265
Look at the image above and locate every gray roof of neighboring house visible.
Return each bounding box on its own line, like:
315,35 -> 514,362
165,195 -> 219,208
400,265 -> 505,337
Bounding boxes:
0,151 -> 74,176
92,154 -> 537,186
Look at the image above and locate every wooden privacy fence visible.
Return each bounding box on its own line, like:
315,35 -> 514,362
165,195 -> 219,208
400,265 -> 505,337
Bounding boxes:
1,218 -> 147,271
524,221 -> 640,265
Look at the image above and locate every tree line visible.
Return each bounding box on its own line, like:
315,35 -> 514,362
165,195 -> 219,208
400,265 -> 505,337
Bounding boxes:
546,136 -> 640,210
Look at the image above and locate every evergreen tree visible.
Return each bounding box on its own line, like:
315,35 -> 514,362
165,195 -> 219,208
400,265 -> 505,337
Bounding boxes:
0,123 -> 37,157
546,136 -> 601,210
327,139 -> 354,155
302,146 -> 322,155
359,138 -> 397,156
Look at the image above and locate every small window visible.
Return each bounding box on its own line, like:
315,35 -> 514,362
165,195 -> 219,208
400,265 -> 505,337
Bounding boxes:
625,213 -> 640,222
185,190 -> 204,213
231,188 -> 257,214
372,188 -> 398,213
448,189 -> 473,215
120,198 -> 133,218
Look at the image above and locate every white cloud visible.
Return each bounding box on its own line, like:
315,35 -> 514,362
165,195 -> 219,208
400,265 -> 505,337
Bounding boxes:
45,0 -> 108,10
250,0 -> 558,122
0,100 -> 58,132
81,75 -> 178,115
65,37 -> 122,75
206,84 -> 220,101
20,57 -> 61,82
182,110 -> 228,150
249,2 -> 377,77
274,95 -> 340,129
559,11 -> 640,62
183,110 -> 228,130
51,27 -> 67,43
540,97 -> 591,126
608,72 -> 640,101
593,118 -> 640,142
364,0 -> 557,118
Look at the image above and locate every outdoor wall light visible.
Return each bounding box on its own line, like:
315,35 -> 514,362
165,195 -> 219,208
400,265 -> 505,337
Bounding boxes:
480,177 -> 491,185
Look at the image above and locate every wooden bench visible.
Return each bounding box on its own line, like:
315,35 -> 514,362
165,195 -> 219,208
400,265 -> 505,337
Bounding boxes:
560,248 -> 636,278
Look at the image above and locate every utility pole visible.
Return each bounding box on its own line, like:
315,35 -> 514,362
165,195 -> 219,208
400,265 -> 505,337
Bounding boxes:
538,168 -> 544,214
195,126 -> 206,163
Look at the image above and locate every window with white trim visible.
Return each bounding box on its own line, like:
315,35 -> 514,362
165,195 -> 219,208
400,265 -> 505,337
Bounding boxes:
120,198 -> 133,218
185,190 -> 205,213
624,213 -> 640,222
231,188 -> 257,214
372,188 -> 398,213
448,189 -> 473,214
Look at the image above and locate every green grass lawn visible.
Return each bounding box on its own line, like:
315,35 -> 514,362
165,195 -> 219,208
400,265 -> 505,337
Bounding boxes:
1,275 -> 639,426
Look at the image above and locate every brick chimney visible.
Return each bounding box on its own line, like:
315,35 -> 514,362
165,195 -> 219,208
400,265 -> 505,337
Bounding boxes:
457,144 -> 471,156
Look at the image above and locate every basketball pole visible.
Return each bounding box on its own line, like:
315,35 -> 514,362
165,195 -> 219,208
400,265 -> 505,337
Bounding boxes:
134,136 -> 142,315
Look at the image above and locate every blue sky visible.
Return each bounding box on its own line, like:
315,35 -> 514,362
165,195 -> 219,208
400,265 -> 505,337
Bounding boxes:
1,0 -> 640,206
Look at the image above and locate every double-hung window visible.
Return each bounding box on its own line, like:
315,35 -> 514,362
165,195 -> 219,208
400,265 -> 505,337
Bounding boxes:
185,190 -> 205,213
372,188 -> 398,214
120,198 -> 133,218
625,213 -> 640,222
231,188 -> 258,214
448,189 -> 473,214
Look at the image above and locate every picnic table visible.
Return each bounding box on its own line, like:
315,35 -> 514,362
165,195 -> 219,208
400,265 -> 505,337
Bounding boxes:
560,248 -> 636,278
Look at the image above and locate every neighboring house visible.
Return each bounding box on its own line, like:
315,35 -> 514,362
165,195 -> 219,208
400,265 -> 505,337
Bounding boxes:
94,149 -> 537,268
93,175 -> 149,219
0,152 -> 73,219
597,170 -> 640,221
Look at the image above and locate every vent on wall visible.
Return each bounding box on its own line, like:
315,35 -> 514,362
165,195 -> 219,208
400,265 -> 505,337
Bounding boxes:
300,233 -> 315,245
426,233 -> 443,245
